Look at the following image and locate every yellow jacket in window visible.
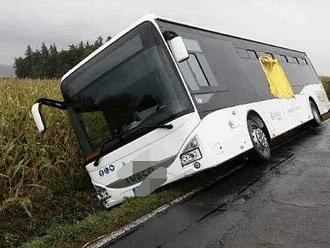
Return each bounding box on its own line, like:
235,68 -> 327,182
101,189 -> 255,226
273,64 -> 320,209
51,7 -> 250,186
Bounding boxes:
259,56 -> 294,99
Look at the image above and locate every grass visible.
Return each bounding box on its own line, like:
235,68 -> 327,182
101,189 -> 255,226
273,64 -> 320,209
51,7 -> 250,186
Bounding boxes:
19,173 -> 215,248
1,77 -> 330,248
321,76 -> 330,97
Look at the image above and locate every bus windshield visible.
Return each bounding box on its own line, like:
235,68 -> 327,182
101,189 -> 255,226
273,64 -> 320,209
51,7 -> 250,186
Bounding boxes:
61,22 -> 193,155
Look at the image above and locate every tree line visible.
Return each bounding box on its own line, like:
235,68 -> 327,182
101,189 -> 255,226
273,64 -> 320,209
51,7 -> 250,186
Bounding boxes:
14,36 -> 111,79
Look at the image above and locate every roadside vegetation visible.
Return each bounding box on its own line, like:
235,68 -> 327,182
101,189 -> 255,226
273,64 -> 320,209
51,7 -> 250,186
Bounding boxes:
1,77 -> 330,248
14,36 -> 110,79
321,76 -> 330,96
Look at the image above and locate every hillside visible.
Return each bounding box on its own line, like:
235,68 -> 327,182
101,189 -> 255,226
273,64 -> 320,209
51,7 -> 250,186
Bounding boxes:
0,64 -> 14,77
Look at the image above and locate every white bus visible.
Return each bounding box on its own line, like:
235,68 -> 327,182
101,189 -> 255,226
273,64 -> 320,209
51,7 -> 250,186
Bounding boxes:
32,14 -> 330,208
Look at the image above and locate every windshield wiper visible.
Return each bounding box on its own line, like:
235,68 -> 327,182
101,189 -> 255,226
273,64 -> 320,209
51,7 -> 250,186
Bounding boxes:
93,124 -> 173,166
142,124 -> 173,130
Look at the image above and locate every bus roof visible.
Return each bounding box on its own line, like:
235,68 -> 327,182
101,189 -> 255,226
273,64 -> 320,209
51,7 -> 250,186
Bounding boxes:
156,17 -> 305,55
61,14 -> 306,82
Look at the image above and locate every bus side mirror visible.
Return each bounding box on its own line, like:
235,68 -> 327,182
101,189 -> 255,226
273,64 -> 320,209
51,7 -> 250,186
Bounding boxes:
168,36 -> 189,63
31,103 -> 46,133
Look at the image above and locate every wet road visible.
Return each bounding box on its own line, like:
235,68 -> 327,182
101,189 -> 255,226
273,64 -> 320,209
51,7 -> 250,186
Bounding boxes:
106,120 -> 330,248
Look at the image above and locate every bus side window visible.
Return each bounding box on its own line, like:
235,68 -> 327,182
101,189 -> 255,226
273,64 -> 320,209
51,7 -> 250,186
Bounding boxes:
178,57 -> 200,91
185,53 -> 209,87
180,38 -> 219,91
179,53 -> 211,91
274,54 -> 282,61
236,48 -> 250,58
183,39 -> 202,52
265,52 -> 274,59
301,58 -> 308,65
247,50 -> 258,59
257,51 -> 266,58
297,58 -> 304,64
195,53 -> 218,87
287,56 -> 296,63
280,55 -> 288,63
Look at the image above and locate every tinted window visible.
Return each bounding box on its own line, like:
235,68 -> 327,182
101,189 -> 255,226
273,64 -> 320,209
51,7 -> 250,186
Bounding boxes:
183,39 -> 202,52
179,58 -> 200,91
280,55 -> 288,63
274,54 -> 282,61
297,57 -> 304,64
186,53 -> 209,87
179,39 -> 218,91
247,50 -> 258,59
265,52 -> 274,58
287,56 -> 295,63
257,51 -> 266,58
195,53 -> 218,87
301,58 -> 308,65
236,48 -> 250,58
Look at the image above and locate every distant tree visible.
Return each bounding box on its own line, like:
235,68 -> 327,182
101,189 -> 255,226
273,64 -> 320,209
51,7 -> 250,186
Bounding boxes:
31,49 -> 44,79
93,36 -> 103,48
14,57 -> 25,78
14,35 -> 112,79
41,43 -> 49,57
40,43 -> 51,77
25,45 -> 33,58
24,45 -> 33,77
48,44 -> 59,77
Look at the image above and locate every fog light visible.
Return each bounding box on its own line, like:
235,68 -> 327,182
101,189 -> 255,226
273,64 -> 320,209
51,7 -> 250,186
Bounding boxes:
94,185 -> 110,201
194,162 -> 201,169
103,200 -> 112,208
180,148 -> 202,166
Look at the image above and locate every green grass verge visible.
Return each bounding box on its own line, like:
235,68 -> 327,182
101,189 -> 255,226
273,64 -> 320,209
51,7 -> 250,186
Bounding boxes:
19,172 -> 214,248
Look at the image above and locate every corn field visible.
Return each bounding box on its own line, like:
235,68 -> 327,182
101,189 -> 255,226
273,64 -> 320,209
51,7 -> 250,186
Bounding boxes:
0,78 -> 83,215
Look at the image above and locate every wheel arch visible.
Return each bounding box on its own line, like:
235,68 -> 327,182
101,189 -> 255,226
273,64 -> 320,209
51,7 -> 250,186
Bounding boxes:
308,97 -> 320,113
246,110 -> 271,141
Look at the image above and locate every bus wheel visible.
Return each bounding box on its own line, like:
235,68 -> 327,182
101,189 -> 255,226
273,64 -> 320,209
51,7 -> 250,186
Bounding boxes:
247,118 -> 271,162
310,100 -> 322,127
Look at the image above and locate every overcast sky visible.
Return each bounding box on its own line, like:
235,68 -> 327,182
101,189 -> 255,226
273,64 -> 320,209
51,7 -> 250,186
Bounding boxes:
1,0 -> 330,75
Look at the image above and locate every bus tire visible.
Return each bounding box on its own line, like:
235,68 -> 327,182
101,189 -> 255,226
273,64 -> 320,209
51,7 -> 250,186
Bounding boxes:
310,100 -> 322,127
247,117 -> 271,162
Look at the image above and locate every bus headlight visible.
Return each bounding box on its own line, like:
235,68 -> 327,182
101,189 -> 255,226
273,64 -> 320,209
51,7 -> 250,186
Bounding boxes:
180,137 -> 202,167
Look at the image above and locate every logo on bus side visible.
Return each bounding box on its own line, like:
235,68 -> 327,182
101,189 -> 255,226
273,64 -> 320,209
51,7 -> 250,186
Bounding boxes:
99,164 -> 115,177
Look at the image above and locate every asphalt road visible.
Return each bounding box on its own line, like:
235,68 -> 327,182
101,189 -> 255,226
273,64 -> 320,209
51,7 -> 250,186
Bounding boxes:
106,120 -> 330,248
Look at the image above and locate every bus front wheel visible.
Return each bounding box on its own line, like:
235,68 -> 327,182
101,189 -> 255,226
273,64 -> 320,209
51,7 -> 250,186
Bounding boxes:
247,117 -> 271,162
310,100 -> 322,127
